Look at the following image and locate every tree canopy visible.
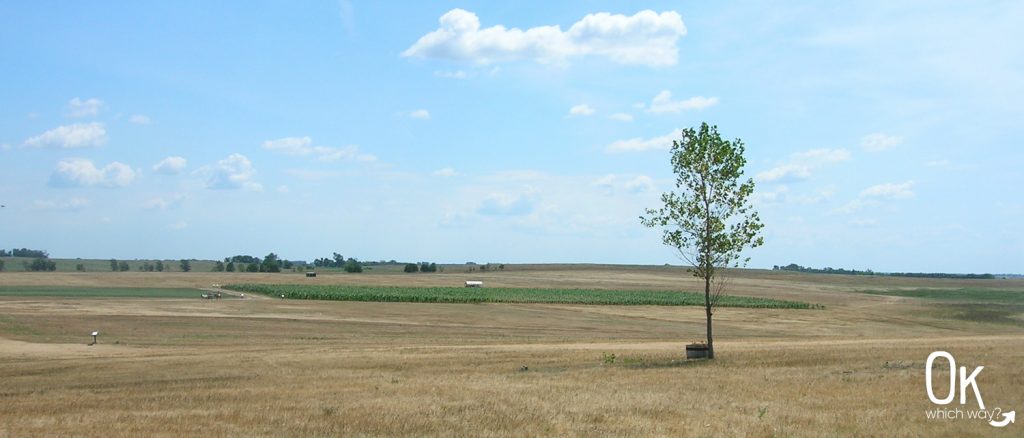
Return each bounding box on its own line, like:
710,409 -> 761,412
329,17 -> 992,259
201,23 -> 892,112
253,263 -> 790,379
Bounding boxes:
641,122 -> 763,359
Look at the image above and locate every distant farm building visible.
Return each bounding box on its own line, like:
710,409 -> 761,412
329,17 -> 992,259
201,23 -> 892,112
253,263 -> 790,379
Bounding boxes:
465,280 -> 483,288
306,271 -> 317,278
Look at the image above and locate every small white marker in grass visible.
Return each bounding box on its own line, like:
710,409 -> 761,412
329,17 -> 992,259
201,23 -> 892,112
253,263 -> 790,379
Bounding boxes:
89,331 -> 99,345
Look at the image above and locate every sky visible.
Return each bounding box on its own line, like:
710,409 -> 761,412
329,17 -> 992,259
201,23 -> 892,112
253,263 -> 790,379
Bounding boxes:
1,1 -> 1021,273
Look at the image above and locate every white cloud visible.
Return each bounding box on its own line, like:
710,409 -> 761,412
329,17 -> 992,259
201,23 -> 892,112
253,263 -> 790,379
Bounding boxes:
66,97 -> 103,117
605,128 -> 678,153
402,9 -> 687,67
152,156 -> 187,175
609,113 -> 633,122
925,159 -> 950,167
142,193 -> 185,211
860,181 -> 915,199
645,90 -> 718,113
49,158 -> 138,188
33,197 -> 90,210
568,104 -> 595,116
200,153 -> 262,191
861,133 -> 903,152
756,148 -> 851,183
834,181 -> 915,214
755,165 -> 812,183
168,220 -> 188,230
263,136 -> 313,155
433,167 -> 457,177
409,109 -> 431,119
129,114 -> 152,125
276,185 -> 290,193
23,123 -> 107,149
263,136 -> 377,163
623,176 -> 655,193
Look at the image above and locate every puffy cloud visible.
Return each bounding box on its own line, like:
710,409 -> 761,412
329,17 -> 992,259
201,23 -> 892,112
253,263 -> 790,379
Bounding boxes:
605,128 -> 678,153
409,109 -> 431,119
66,97 -> 103,117
609,113 -> 633,122
168,220 -> 188,230
49,158 -> 138,188
129,114 -> 152,125
861,133 -> 903,152
645,90 -> 718,113
756,148 -> 851,183
23,123 -> 107,149
477,192 -> 537,216
568,104 -> 595,116
433,167 -> 457,177
263,136 -> 377,163
152,156 -> 187,175
200,153 -> 261,191
402,9 -> 687,67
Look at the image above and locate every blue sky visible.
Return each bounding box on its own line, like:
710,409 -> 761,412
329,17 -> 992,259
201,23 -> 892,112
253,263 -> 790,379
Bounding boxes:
1,1 -> 1021,273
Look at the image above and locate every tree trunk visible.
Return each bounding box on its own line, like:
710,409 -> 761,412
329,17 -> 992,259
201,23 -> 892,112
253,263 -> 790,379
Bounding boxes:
705,274 -> 714,359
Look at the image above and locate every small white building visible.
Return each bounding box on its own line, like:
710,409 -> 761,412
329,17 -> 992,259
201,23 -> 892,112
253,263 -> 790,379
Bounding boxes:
465,280 -> 483,288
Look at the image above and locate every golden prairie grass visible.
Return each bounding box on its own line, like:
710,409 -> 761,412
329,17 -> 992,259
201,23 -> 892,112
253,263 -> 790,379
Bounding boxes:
1,267 -> 1023,436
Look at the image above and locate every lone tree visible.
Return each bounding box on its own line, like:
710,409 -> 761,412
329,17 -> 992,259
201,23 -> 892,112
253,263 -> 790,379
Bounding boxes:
640,123 -> 764,359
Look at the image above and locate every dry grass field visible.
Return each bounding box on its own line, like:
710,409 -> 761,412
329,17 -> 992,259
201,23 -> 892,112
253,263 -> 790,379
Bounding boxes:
1,266 -> 1023,436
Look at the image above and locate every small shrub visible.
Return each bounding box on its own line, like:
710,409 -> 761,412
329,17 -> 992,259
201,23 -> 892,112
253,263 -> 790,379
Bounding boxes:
602,352 -> 616,365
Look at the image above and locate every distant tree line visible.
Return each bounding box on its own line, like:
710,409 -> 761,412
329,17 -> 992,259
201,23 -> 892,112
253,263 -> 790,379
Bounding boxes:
403,262 -> 439,273
310,252 -> 363,273
215,254 -> 289,273
773,263 -> 994,279
24,257 -> 56,271
0,248 -> 385,275
0,248 -> 49,258
461,262 -> 505,273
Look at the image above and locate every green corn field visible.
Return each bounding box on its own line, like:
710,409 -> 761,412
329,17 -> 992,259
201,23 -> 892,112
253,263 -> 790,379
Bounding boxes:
224,284 -> 818,309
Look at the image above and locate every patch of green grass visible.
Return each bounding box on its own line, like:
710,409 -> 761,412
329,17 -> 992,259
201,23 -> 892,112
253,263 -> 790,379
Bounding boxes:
224,284 -> 818,309
932,304 -> 1024,326
857,288 -> 1024,304
0,286 -> 206,298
